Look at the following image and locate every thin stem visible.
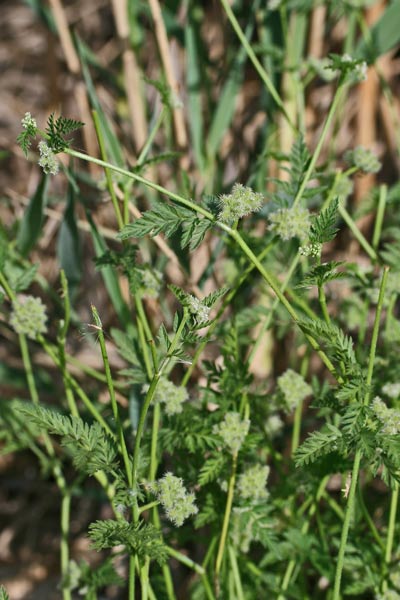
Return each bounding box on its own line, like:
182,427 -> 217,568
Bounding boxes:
58,271 -> 79,418
338,202 -> 378,262
333,266 -> 389,600
92,110 -> 124,230
60,491 -> 72,600
383,483 -> 399,592
228,545 -> 245,600
215,453 -> 238,580
91,305 -> 132,484
372,185 -> 387,250
219,0 -> 295,129
292,80 -> 346,208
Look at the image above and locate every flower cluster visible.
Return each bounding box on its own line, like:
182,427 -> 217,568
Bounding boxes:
187,295 -> 210,325
21,112 -> 37,133
218,183 -> 264,224
237,464 -> 270,501
231,509 -> 255,553
139,268 -> 163,299
10,295 -> 48,339
345,146 -> 381,174
38,140 -> 59,175
382,382 -> 400,400
298,242 -> 322,258
264,414 -> 284,438
335,175 -> 354,200
328,53 -> 368,83
268,205 -> 311,241
277,369 -> 312,413
372,397 -> 400,435
143,378 -> 188,416
148,472 -> 198,527
213,412 -> 250,455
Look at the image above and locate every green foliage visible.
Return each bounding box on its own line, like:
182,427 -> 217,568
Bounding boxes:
117,201 -> 213,251
88,519 -> 168,565
309,199 -> 340,245
19,405 -> 118,475
45,113 -> 84,153
0,586 -> 10,600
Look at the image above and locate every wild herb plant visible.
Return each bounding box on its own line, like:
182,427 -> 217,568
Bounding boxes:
2,1 -> 400,599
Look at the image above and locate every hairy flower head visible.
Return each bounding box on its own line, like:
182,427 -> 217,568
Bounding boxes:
345,146 -> 381,174
10,295 -> 48,339
237,464 -> 270,501
142,378 -> 188,416
382,383 -> 400,400
218,183 -> 263,224
148,472 -> 198,527
372,397 -> 400,435
268,205 -> 311,241
278,369 -> 312,413
213,412 -> 250,455
38,140 -> 59,175
187,295 -> 210,325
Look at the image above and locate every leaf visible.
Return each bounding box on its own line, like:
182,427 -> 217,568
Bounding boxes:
309,199 -> 339,245
0,586 -> 10,600
118,201 -> 189,240
88,520 -> 167,565
57,179 -> 82,297
295,424 -> 343,467
355,1 -> 400,63
46,113 -> 84,153
297,261 -> 346,288
16,174 -> 49,256
198,454 -> 226,486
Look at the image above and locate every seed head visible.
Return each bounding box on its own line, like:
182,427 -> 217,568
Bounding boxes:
237,464 -> 270,501
218,183 -> 264,224
277,369 -> 312,413
213,412 -> 250,455
148,472 -> 198,527
10,295 -> 48,339
345,146 -> 381,174
38,140 -> 59,175
268,205 -> 311,241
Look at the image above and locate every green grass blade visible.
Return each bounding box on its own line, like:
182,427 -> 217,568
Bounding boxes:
86,211 -> 133,331
16,174 -> 49,257
355,0 -> 400,62
56,179 -> 82,299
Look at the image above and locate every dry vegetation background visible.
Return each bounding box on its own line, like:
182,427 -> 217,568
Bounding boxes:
0,0 -> 400,597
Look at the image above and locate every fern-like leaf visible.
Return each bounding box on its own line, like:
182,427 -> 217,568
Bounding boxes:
295,424 -> 343,467
309,199 -> 340,244
88,519 -> 167,565
46,113 -> 84,153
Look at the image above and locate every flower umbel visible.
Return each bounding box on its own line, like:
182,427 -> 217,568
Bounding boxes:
143,378 -> 188,416
38,140 -> 59,176
372,397 -> 400,435
218,183 -> 264,224
278,369 -> 312,413
268,205 -> 311,241
213,412 -> 250,455
237,464 -> 270,501
148,472 -> 198,527
10,295 -> 48,339
345,146 -> 381,174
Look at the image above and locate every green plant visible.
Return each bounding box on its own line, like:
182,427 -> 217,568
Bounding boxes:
3,1 -> 400,598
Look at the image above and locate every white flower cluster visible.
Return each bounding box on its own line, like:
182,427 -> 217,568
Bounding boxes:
38,140 -> 59,175
187,295 -> 210,325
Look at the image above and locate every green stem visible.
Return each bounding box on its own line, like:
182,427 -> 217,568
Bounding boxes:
278,476 -> 328,598
219,0 -> 294,129
383,483 -> 399,592
58,271 -> 79,418
357,481 -> 385,552
338,202 -> 378,262
60,491 -> 71,600
92,110 -> 124,230
228,545 -> 245,600
91,305 -> 132,484
333,266 -> 389,600
38,335 -> 114,438
215,453 -> 238,580
292,80 -> 346,208
372,185 -> 387,250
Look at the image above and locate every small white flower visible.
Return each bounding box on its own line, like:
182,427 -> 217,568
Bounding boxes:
38,140 -> 59,175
